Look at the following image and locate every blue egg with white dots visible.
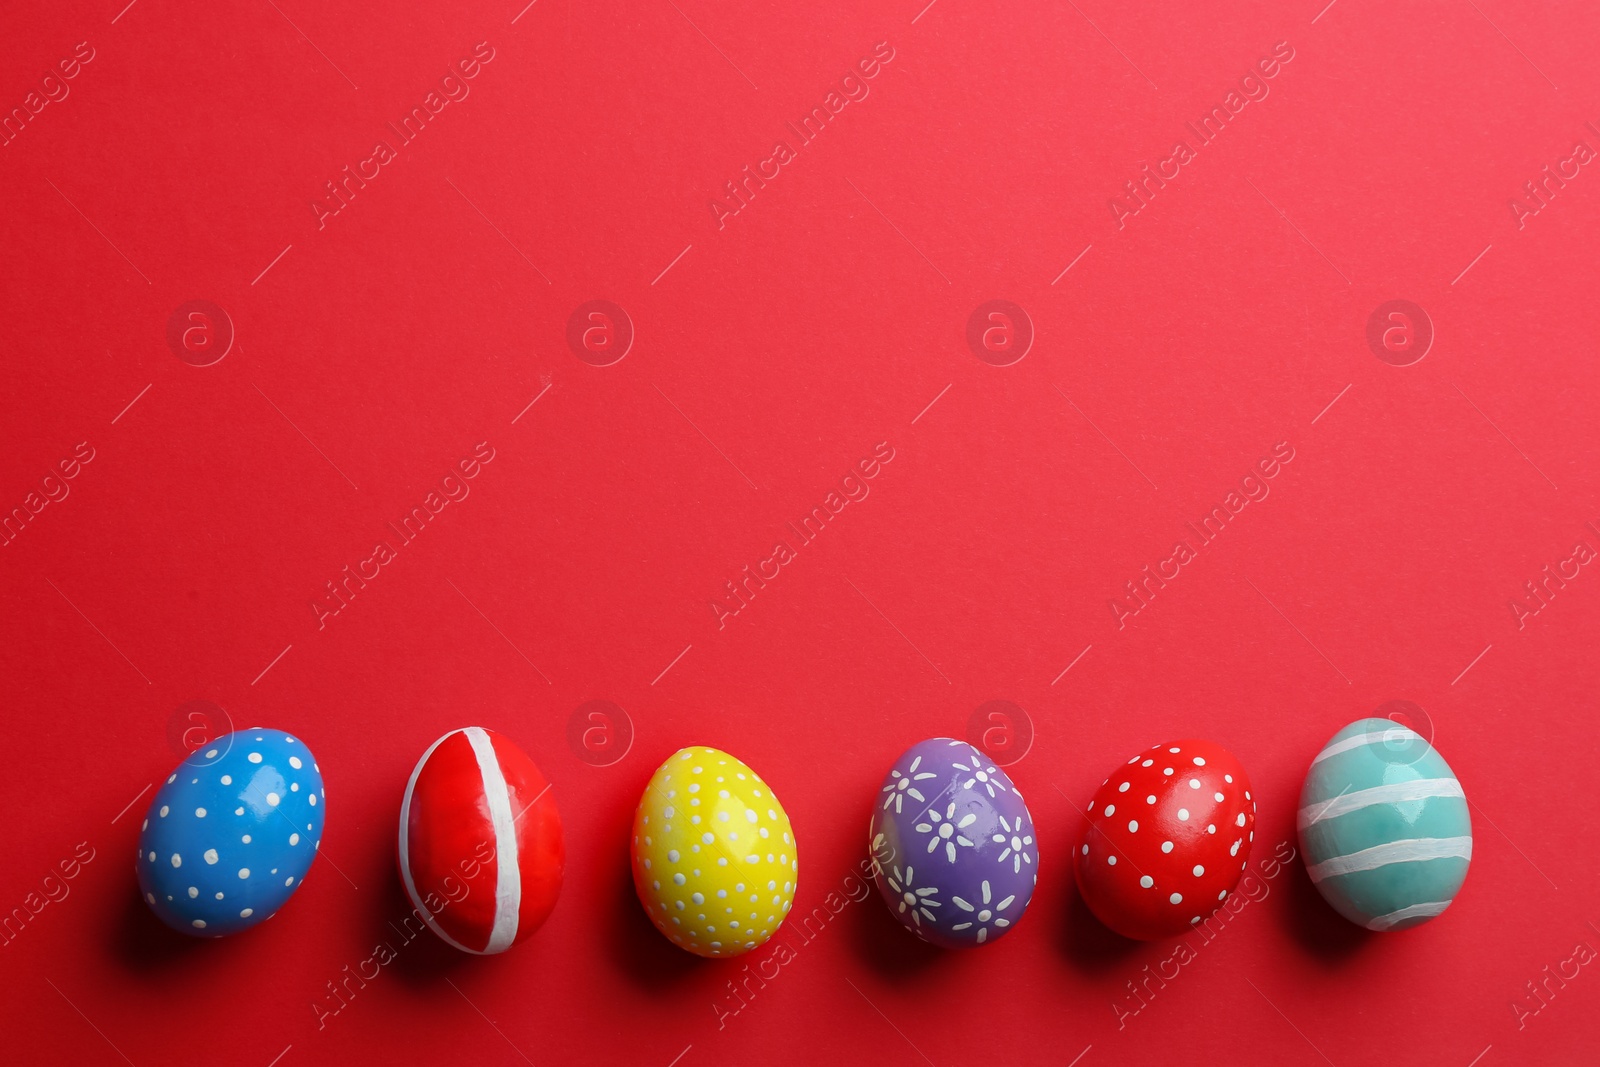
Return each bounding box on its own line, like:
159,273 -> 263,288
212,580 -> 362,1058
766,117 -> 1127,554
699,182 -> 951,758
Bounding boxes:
135,728 -> 325,937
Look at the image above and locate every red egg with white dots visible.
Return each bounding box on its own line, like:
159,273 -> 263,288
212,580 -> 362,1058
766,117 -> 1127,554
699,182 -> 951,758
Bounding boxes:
1073,739 -> 1256,940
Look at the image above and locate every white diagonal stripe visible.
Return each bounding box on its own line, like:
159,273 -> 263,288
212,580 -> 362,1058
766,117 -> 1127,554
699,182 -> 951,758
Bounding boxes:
1297,778 -> 1464,830
465,727 -> 521,953
1365,899 -> 1453,931
398,729 -> 477,954
1307,836 -> 1473,883
1311,726 -> 1424,765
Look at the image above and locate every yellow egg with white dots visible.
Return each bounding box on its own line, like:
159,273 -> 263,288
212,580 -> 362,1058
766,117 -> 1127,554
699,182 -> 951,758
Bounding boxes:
630,746 -> 798,958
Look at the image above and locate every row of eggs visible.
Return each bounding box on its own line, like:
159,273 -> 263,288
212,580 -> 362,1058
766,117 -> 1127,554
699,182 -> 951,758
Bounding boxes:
136,717 -> 1472,954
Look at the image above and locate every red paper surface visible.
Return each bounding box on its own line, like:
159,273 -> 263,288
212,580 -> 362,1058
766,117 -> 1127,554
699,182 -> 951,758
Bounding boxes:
3,1 -> 1598,1064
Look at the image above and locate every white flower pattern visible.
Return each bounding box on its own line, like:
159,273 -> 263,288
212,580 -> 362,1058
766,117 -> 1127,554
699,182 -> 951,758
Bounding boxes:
883,864 -> 941,927
880,755 -> 938,814
872,740 -> 1039,948
951,755 -> 1008,799
949,880 -> 1017,944
914,801 -> 978,864
992,813 -> 1035,874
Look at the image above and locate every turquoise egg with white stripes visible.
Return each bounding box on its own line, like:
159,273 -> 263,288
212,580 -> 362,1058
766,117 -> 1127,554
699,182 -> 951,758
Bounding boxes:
1298,718 -> 1471,931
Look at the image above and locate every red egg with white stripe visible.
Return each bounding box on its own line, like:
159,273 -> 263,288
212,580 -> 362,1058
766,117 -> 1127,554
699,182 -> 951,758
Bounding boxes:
397,727 -> 563,954
1074,739 -> 1256,940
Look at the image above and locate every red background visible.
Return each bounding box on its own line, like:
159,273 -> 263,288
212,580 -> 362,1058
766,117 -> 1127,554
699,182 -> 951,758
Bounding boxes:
3,1 -> 1598,1064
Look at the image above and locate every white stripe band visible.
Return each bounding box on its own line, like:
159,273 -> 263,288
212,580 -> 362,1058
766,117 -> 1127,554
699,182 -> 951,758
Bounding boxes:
398,730 -> 475,954
465,727 -> 521,954
1307,836 -> 1473,883
1365,899 -> 1453,931
1311,727 -> 1424,766
1297,778 -> 1465,830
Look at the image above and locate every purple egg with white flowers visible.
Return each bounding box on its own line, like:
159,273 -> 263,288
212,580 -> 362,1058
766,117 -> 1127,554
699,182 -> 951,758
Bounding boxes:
869,738 -> 1038,948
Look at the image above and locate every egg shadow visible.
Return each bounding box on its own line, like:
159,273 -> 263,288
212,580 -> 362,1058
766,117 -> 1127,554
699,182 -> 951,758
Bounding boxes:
369,863 -> 479,988
1055,877 -> 1146,976
832,799 -> 951,981
110,878 -> 226,974
838,877 -> 953,981
1277,856 -> 1373,963
601,832 -> 709,990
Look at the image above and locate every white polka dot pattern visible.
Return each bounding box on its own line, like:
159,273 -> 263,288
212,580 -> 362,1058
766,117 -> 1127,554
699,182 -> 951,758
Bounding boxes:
136,729 -> 325,937
630,747 -> 796,958
1074,738 -> 1255,940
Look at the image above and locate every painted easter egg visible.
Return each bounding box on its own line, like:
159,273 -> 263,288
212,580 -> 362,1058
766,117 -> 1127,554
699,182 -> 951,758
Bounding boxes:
398,727 -> 563,954
1298,718 -> 1471,931
868,738 -> 1038,949
136,728 -> 324,937
1075,739 -> 1255,940
630,746 -> 796,958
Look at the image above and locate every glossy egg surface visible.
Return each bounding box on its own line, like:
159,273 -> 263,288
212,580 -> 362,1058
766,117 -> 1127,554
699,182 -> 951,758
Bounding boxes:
1299,718 -> 1471,931
137,728 -> 324,937
631,746 -> 796,958
1074,739 -> 1254,940
869,738 -> 1038,949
